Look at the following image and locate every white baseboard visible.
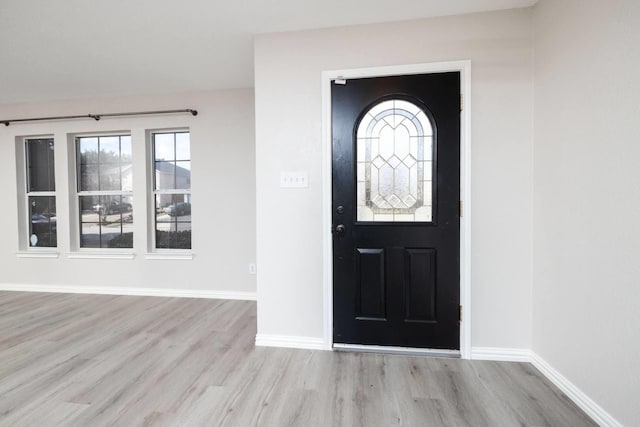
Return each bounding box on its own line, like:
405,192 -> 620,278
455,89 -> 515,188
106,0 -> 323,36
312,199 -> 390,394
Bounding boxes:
529,352 -> 622,427
471,347 -> 532,362
0,283 -> 257,301
255,334 -> 326,350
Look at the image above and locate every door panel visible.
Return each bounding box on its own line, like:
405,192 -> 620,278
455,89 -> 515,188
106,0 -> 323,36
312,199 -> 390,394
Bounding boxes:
404,248 -> 437,322
355,248 -> 386,319
332,72 -> 460,350
356,248 -> 386,320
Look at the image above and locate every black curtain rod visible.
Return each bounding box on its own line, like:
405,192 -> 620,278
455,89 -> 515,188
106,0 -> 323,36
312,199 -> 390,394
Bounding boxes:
1,108 -> 198,126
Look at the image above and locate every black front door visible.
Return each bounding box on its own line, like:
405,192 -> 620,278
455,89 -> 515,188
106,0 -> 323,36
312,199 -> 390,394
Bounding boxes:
332,72 -> 460,350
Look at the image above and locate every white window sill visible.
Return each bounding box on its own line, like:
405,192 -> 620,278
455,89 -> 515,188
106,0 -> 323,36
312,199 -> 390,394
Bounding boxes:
144,252 -> 193,260
67,252 -> 136,260
16,251 -> 60,259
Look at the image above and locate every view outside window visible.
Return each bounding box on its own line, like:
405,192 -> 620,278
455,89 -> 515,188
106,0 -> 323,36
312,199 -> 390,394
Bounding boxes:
77,135 -> 133,248
26,138 -> 57,247
153,131 -> 191,249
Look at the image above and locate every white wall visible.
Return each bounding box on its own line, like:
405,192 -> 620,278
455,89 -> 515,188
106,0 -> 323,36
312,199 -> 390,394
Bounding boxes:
0,89 -> 256,297
254,9 -> 534,348
533,1 -> 640,424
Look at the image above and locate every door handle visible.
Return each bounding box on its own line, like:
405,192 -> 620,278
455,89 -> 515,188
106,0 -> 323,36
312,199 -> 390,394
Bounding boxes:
334,224 -> 346,236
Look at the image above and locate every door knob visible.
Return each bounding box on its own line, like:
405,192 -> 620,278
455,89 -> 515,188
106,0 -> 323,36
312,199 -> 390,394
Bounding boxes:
335,224 -> 346,235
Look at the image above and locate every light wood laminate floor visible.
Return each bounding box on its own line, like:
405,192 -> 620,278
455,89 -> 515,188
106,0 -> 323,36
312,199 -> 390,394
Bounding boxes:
0,291 -> 595,426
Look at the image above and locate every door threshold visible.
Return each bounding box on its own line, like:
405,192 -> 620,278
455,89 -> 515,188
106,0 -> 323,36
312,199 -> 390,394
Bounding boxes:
333,343 -> 460,358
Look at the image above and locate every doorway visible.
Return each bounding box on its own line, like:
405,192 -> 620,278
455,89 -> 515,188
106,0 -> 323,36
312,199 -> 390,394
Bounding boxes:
323,62 -> 471,355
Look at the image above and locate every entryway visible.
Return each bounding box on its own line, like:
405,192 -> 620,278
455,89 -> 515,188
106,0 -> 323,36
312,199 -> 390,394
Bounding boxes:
326,64 -> 469,354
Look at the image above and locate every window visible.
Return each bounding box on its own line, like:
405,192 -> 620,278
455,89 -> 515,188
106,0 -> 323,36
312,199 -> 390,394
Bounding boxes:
76,135 -> 133,248
25,138 -> 57,247
152,131 -> 191,250
356,99 -> 434,222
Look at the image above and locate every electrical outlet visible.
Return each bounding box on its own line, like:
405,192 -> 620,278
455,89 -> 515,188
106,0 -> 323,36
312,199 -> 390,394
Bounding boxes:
248,263 -> 257,274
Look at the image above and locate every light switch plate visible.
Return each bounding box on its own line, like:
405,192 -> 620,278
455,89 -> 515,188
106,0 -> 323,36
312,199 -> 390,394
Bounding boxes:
280,171 -> 308,188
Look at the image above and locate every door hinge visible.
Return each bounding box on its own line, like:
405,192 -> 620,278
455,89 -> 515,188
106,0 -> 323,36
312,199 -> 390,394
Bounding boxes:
459,305 -> 463,322
459,200 -> 463,218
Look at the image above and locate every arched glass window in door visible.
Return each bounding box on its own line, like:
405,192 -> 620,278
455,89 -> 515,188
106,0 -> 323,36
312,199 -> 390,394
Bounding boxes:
356,99 -> 434,222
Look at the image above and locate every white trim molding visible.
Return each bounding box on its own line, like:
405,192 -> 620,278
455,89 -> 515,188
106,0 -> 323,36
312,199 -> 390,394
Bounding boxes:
67,252 -> 136,260
255,334 -> 326,351
144,252 -> 194,260
0,283 -> 256,301
15,251 -> 60,259
529,352 -> 623,427
471,347 -> 532,362
321,60 -> 472,357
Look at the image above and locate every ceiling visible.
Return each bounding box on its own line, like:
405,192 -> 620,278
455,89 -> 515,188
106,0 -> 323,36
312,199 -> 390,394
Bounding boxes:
0,0 -> 536,104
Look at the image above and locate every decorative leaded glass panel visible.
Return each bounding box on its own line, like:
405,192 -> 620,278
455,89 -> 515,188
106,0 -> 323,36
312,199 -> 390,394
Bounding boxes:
356,99 -> 434,222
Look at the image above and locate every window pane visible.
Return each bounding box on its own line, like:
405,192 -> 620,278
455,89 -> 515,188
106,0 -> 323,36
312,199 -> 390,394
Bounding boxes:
78,137 -> 98,191
155,194 -> 191,249
156,224 -> 191,250
80,163 -> 99,191
78,137 -> 99,163
356,99 -> 434,222
154,133 -> 175,161
79,195 -> 100,221
175,132 -> 190,160
27,139 -> 55,192
122,164 -> 133,192
153,132 -> 190,191
99,136 -> 121,163
120,136 -> 133,192
121,136 -> 132,159
29,196 -> 56,247
80,195 -> 133,248
154,161 -> 192,190
78,135 -> 131,192
99,164 -> 121,191
175,161 -> 191,189
156,193 -> 191,219
155,161 -> 176,190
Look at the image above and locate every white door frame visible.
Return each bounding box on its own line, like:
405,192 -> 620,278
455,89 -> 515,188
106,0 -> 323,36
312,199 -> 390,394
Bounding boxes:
321,60 -> 472,359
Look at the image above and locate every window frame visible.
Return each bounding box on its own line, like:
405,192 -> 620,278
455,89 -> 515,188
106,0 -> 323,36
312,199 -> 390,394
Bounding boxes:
22,136 -> 58,252
73,132 -> 134,252
149,129 -> 192,253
